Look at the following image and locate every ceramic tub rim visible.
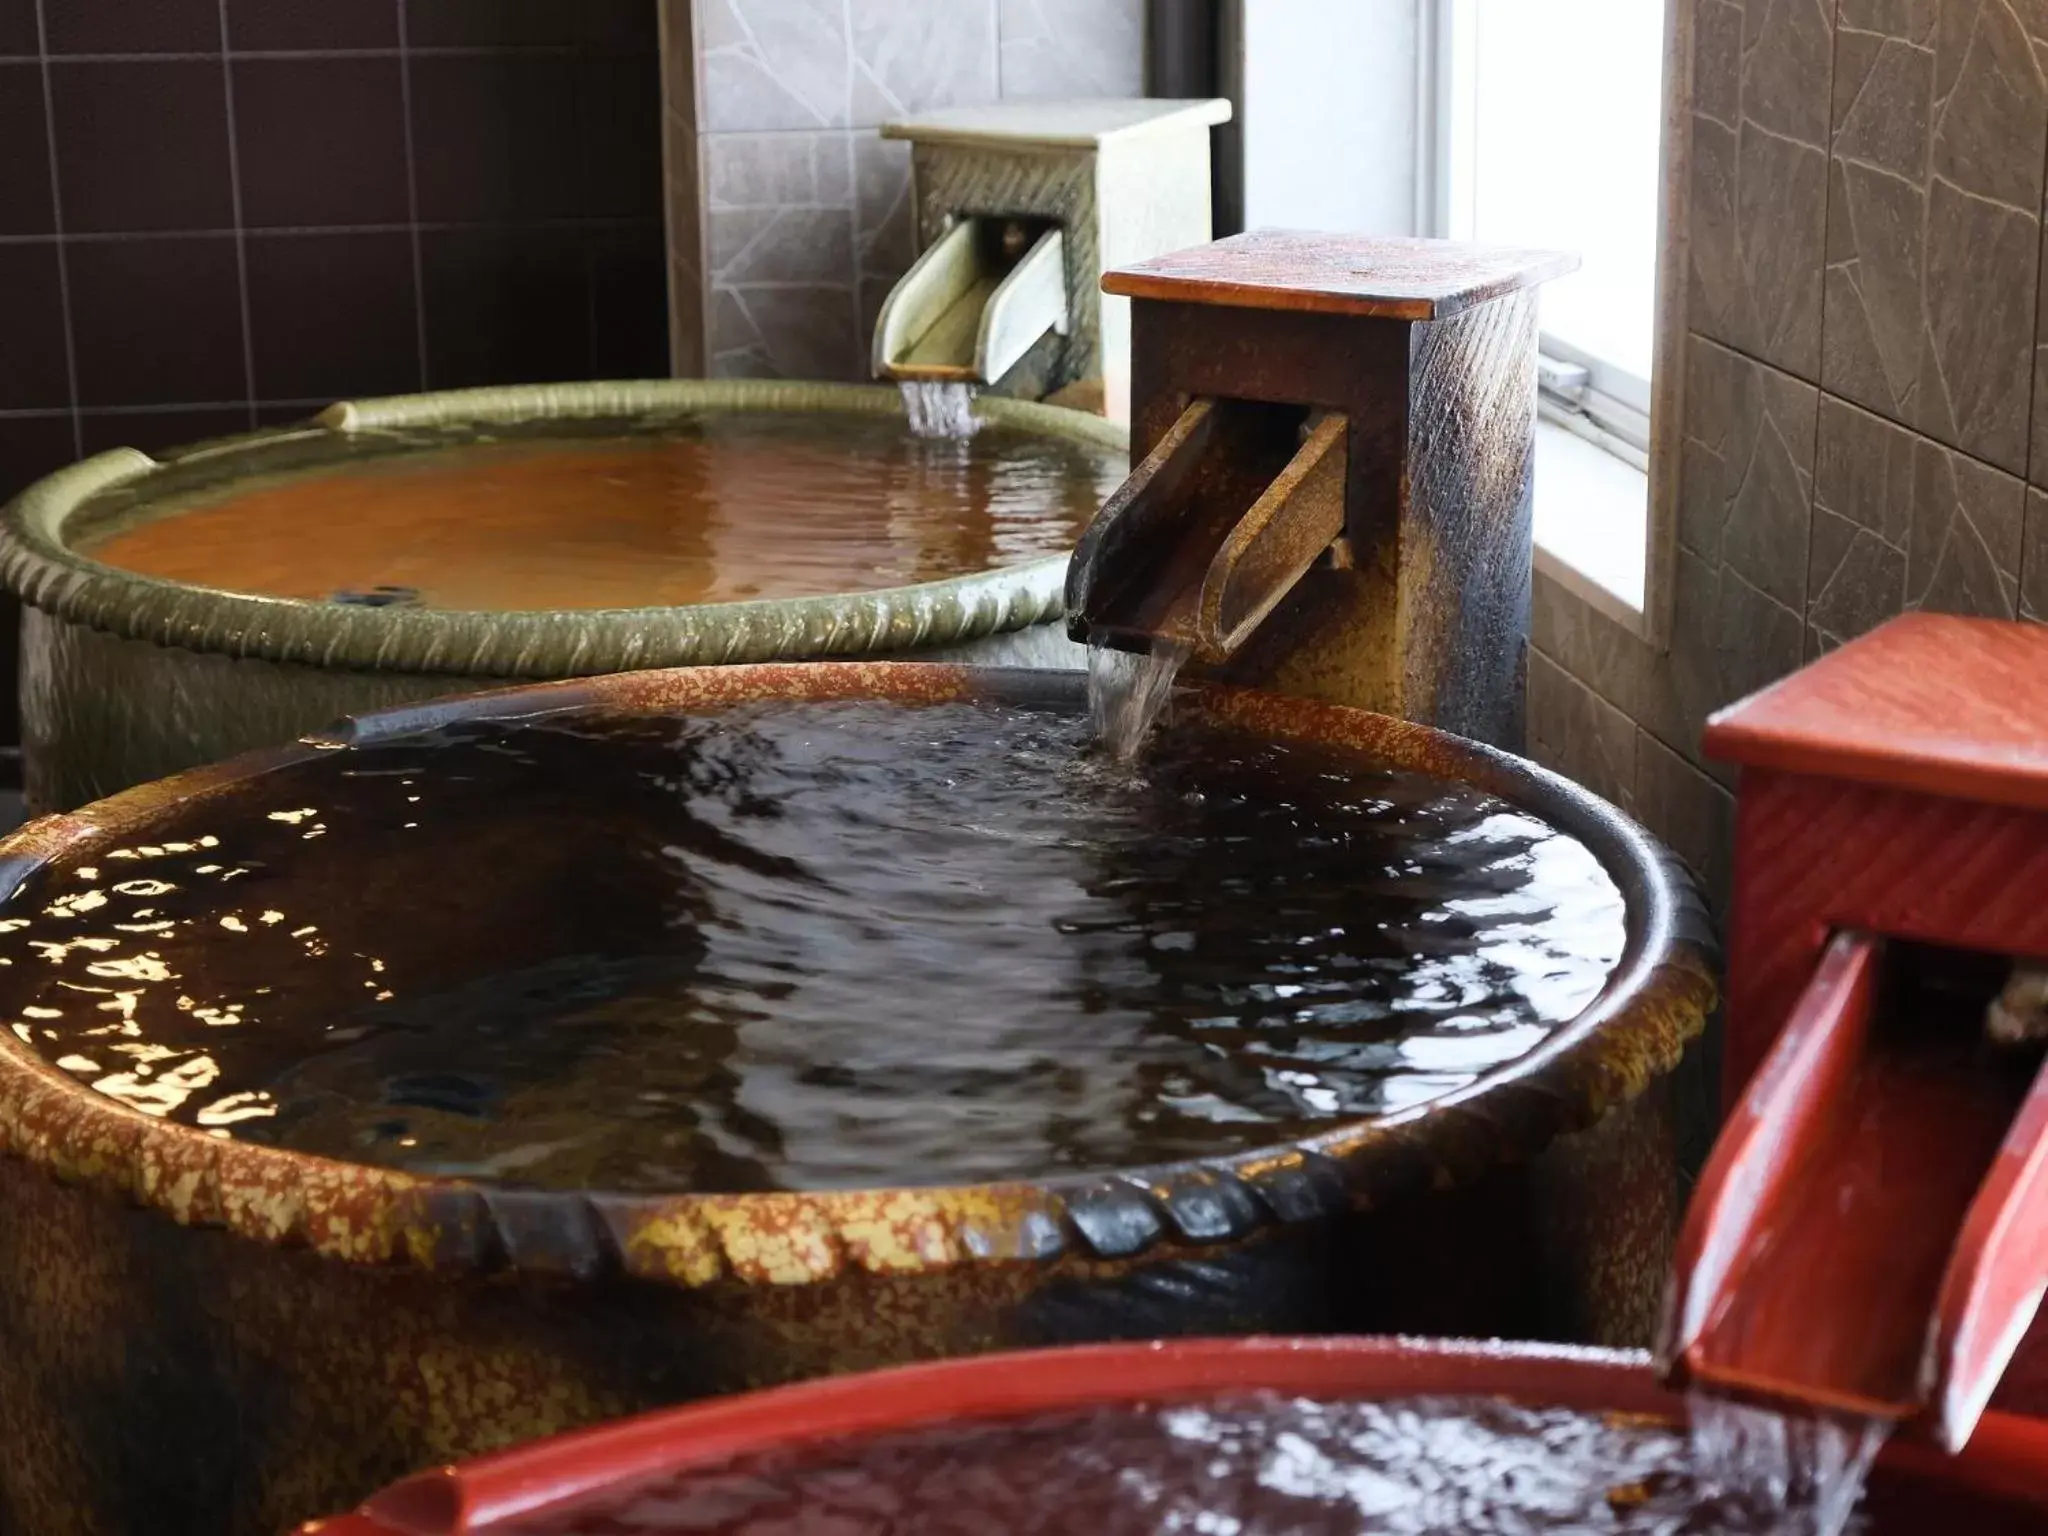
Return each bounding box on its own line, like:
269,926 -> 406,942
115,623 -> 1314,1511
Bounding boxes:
0,380 -> 1127,678
325,1336 -> 2048,1535
0,662 -> 1717,1290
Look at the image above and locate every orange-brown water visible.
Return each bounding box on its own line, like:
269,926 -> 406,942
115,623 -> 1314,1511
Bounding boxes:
83,415 -> 1123,612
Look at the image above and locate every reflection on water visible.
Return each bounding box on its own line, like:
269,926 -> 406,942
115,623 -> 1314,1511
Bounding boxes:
505,1393 -> 1905,1535
82,412 -> 1121,612
0,700 -> 1626,1193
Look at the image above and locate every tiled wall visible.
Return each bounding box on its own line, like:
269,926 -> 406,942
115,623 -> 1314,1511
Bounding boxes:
0,0 -> 667,482
0,0 -> 670,758
662,0 -> 1147,380
1527,0 -> 2048,917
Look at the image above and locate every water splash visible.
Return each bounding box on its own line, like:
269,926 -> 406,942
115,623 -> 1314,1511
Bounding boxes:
900,380 -> 981,440
1087,639 -> 1189,763
1687,1395 -> 1889,1536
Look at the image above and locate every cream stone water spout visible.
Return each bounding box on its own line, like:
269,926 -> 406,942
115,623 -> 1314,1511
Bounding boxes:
870,98 -> 1231,427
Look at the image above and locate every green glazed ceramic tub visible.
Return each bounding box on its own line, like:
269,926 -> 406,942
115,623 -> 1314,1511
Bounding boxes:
0,380 -> 1126,813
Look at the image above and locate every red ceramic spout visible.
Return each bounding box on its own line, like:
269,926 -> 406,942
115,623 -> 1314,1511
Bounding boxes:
1660,929 -> 2048,1451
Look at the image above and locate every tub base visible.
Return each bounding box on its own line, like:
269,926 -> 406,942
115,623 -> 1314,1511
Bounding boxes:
0,1073 -> 1683,1536
21,613 -> 1086,814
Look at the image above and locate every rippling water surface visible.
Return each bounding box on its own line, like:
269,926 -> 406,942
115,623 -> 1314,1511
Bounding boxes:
502,1394 -> 1907,1534
83,412 -> 1121,611
1,699 -> 1625,1192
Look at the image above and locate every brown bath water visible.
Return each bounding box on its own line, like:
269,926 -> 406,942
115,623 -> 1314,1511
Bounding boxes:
498,1395 -> 2003,1535
0,698 -> 1626,1193
80,414 -> 1122,611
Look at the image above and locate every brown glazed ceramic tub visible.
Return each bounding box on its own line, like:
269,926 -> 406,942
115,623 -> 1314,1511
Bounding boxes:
0,663 -> 1715,1536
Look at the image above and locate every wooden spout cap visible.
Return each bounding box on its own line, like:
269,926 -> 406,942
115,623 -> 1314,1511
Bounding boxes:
1102,228 -> 1580,322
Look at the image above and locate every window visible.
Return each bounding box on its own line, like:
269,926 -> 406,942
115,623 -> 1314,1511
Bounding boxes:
1434,0 -> 1670,615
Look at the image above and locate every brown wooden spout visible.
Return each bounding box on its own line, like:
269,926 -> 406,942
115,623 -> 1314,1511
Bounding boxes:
1063,230 -> 1578,750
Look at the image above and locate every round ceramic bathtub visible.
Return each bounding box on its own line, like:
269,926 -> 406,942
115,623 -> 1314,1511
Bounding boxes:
310,1337 -> 2048,1535
0,662 -> 1714,1534
0,380 -> 1127,812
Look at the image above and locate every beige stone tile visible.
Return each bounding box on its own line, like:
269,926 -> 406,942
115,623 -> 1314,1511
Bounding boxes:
1690,0 -> 1834,379
1676,337 -> 1816,611
1808,395 -> 1911,648
1693,0 -> 1742,128
704,131 -> 852,209
853,131 -> 915,281
1905,433 -> 2024,618
1527,650 -> 1638,811
1633,729 -> 1737,920
709,283 -> 861,380
699,0 -> 850,132
849,0 -> 998,126
999,0 -> 1146,100
1808,506 -> 1907,652
1530,570 -> 1659,727
709,205 -> 856,285
2024,487 -> 2048,618
1821,0 -> 2045,475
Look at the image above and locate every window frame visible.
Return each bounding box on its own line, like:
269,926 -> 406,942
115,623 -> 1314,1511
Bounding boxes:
1418,0 -> 1687,645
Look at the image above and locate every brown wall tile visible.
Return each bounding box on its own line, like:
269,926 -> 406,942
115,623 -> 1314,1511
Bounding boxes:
577,44 -> 666,220
1540,0 -> 2048,927
409,52 -> 584,222
0,242 -> 70,410
406,0 -> 653,49
589,224 -> 672,379
2024,488 -> 2048,620
46,0 -> 218,55
1808,396 -> 1910,651
0,0 -> 38,58
0,63 -> 52,233
50,60 -> 234,232
0,3 -> 670,763
245,231 -> 420,399
419,225 -> 591,388
1821,0 -> 2045,476
233,57 -> 410,227
1527,650 -> 1638,811
224,0 -> 399,52
67,236 -> 248,406
0,413 -> 76,497
1687,0 -> 1833,381
1633,729 -> 1736,917
1904,434 -> 2024,619
1676,335 -> 1816,611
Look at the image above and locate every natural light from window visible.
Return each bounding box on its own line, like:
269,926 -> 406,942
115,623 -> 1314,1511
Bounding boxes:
1441,0 -> 1666,613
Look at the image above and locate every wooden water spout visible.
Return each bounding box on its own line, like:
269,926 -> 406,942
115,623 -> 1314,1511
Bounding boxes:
1658,613 -> 2048,1453
1064,230 -> 1577,750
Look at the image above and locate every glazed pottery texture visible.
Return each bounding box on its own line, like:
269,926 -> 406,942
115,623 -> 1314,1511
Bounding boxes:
0,381 -> 1126,813
0,663 -> 1713,1536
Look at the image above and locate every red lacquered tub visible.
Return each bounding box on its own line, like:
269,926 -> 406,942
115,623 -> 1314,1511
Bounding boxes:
299,1337 -> 2048,1534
